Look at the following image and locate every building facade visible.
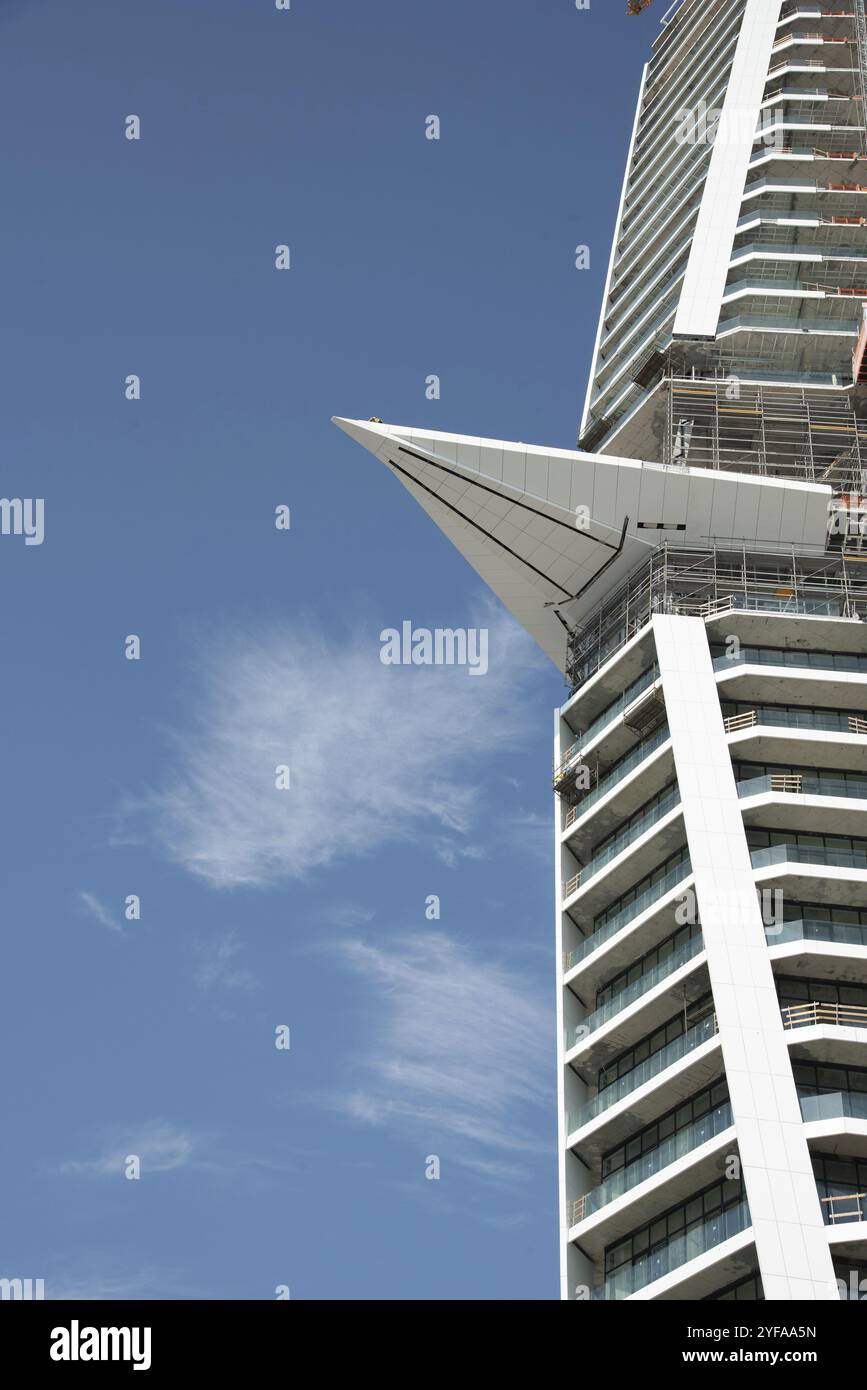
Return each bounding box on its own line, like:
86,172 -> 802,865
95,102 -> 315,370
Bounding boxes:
334,0 -> 867,1301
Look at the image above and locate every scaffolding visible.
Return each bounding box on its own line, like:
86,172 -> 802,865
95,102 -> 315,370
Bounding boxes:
664,371 -> 867,490
565,542 -> 867,693
856,0 -> 867,154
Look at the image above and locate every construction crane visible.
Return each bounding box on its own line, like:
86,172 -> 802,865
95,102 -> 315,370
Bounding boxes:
627,0 -> 653,14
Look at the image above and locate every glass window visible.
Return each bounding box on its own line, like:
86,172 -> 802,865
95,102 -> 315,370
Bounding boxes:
603,1177 -> 747,1285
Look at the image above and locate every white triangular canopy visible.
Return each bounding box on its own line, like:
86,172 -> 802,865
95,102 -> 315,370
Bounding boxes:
332,417 -> 831,672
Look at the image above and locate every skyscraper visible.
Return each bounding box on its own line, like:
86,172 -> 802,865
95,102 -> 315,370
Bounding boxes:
333,0 -> 867,1301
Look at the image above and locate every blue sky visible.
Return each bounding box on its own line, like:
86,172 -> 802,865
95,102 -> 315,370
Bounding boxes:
0,0 -> 649,1300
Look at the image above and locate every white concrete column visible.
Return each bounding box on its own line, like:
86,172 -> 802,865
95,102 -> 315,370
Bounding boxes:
554,709 -> 570,1302
673,0 -> 784,340
652,615 -> 838,1300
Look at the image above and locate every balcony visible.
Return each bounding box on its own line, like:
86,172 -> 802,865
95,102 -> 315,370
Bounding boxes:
567,1013 -> 718,1133
562,785 -> 681,900
568,1099 -> 733,1229
751,842 -> 867,872
565,931 -> 704,1049
739,772 -> 867,802
799,1089 -> 867,1124
558,664 -> 659,775
714,647 -> 867,677
563,856 -> 693,974
725,708 -> 867,737
590,1199 -> 751,1300
562,724 -> 671,829
782,1000 -> 867,1030
772,32 -> 855,53
768,917 -> 867,949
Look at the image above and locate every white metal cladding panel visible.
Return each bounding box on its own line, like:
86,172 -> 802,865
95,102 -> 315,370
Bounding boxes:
673,0 -> 784,341
653,614 -> 839,1300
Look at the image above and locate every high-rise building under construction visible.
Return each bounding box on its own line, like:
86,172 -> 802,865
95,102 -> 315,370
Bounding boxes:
334,0 -> 867,1300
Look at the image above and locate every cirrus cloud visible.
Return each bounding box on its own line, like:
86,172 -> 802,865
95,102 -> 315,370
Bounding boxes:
131,608 -> 545,890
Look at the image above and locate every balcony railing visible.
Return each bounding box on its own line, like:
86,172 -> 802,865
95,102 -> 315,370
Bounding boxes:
799,1089 -> 867,1124
692,591 -> 852,619
768,917 -> 867,949
714,648 -> 867,676
772,33 -> 853,51
725,710 -> 761,733
781,1000 -> 867,1029
821,1192 -> 867,1225
562,724 -> 671,830
590,1199 -> 751,1300
751,142 -> 867,168
562,787 -> 681,900
568,1099 -> 733,1229
768,58 -> 849,77
739,772 -> 867,801
563,858 -> 693,973
567,1013 -> 718,1134
724,708 -> 867,736
751,843 -> 867,872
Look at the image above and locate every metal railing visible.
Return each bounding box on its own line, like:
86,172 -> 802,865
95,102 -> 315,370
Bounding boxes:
739,772 -> 867,800
724,710 -> 758,732
768,58 -> 844,77
770,773 -> 809,794
821,1192 -> 867,1224
772,33 -> 853,50
691,593 -> 851,620
781,1000 -> 867,1029
563,871 -> 581,900
724,707 -> 867,737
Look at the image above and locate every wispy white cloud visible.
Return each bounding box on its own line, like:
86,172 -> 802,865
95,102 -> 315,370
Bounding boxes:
78,890 -> 120,933
324,904 -> 375,930
334,932 -> 551,1175
45,1265 -> 197,1301
503,808 -> 552,864
193,930 -> 256,994
58,1120 -> 197,1178
432,839 -> 486,869
55,1119 -> 304,1190
131,608 -> 545,890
